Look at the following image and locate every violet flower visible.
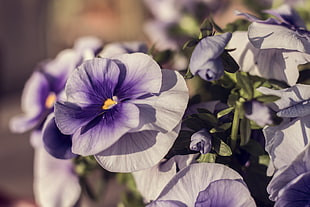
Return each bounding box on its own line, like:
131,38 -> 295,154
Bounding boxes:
31,130 -> 81,207
54,53 -> 189,172
228,31 -> 310,86
189,32 -> 232,81
258,84 -> 310,174
236,4 -> 310,53
146,163 -> 256,207
98,41 -> 148,58
9,37 -> 102,133
189,129 -> 212,154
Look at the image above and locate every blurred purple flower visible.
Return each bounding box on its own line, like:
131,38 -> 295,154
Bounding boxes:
244,100 -> 273,127
54,53 -> 189,172
10,37 -> 102,133
98,41 -> 148,58
189,32 -> 232,81
31,130 -> 81,207
190,129 -> 212,154
237,4 -> 310,53
146,163 -> 256,207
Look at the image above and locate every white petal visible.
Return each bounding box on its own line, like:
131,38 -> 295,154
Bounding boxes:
95,124 -> 181,172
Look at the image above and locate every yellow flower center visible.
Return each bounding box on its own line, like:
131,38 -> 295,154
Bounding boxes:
45,92 -> 57,109
102,96 -> 118,110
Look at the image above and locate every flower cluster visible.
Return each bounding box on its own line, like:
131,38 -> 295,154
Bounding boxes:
10,1 -> 310,207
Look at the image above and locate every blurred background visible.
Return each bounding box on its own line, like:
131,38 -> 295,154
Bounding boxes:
0,0 -> 276,206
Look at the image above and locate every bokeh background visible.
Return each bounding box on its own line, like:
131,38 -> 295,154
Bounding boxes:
0,0 -> 274,206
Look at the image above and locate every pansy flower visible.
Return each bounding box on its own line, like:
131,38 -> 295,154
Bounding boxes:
189,32 -> 232,81
9,37 -> 102,133
146,163 -> 256,207
53,53 -> 189,172
189,128 -> 212,154
236,4 -> 310,53
228,31 -> 310,86
243,100 -> 273,127
258,84 -> 310,174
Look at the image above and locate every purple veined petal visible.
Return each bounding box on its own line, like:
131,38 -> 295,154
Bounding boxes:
95,123 -> 181,172
263,4 -> 306,29
248,22 -> 310,53
258,84 -> 310,111
189,33 -> 232,81
147,200 -> 187,207
98,41 -> 148,58
42,113 -> 77,159
190,129 -> 212,154
113,53 -> 162,100
10,71 -> 51,133
155,163 -> 244,206
243,100 -> 273,127
263,115 -> 310,174
267,143 -> 310,201
65,58 -> 121,106
275,171 -> 310,207
277,100 -> 310,118
72,102 -> 140,156
194,179 -> 256,207
31,131 -> 81,207
131,69 -> 188,133
133,154 -> 197,203
54,101 -> 100,135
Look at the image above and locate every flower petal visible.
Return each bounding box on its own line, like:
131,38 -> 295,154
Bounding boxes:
114,53 -> 162,99
72,102 -> 140,156
248,22 -> 310,53
155,163 -> 244,206
132,69 -> 188,133
42,114 -> 76,159
98,41 -> 148,58
147,200 -> 187,207
95,124 -> 181,172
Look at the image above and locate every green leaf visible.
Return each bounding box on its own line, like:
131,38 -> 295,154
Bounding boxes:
199,18 -> 213,38
259,154 -> 270,167
255,95 -> 281,103
213,137 -> 232,156
240,118 -> 251,146
183,39 -> 199,49
197,153 -> 217,163
236,72 -> 253,99
184,67 -> 194,79
210,122 -> 232,133
197,113 -> 218,127
241,139 -> 266,156
217,106 -> 234,119
220,50 -> 239,73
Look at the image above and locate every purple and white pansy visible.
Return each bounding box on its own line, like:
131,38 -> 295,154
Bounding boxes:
53,53 -> 189,172
146,163 -> 256,207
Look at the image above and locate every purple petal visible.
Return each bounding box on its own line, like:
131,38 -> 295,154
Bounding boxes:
114,53 -> 162,99
244,100 -> 273,127
10,71 -> 50,133
42,114 -> 77,159
189,33 -> 232,81
65,58 -> 121,106
73,36 -> 102,53
275,172 -> 310,207
99,41 -> 148,58
195,179 -> 256,207
54,101 -> 99,135
95,124 -> 181,172
72,102 -> 140,156
147,200 -> 187,207
267,144 -> 310,201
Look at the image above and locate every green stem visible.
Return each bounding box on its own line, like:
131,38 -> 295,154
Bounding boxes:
231,105 -> 240,150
